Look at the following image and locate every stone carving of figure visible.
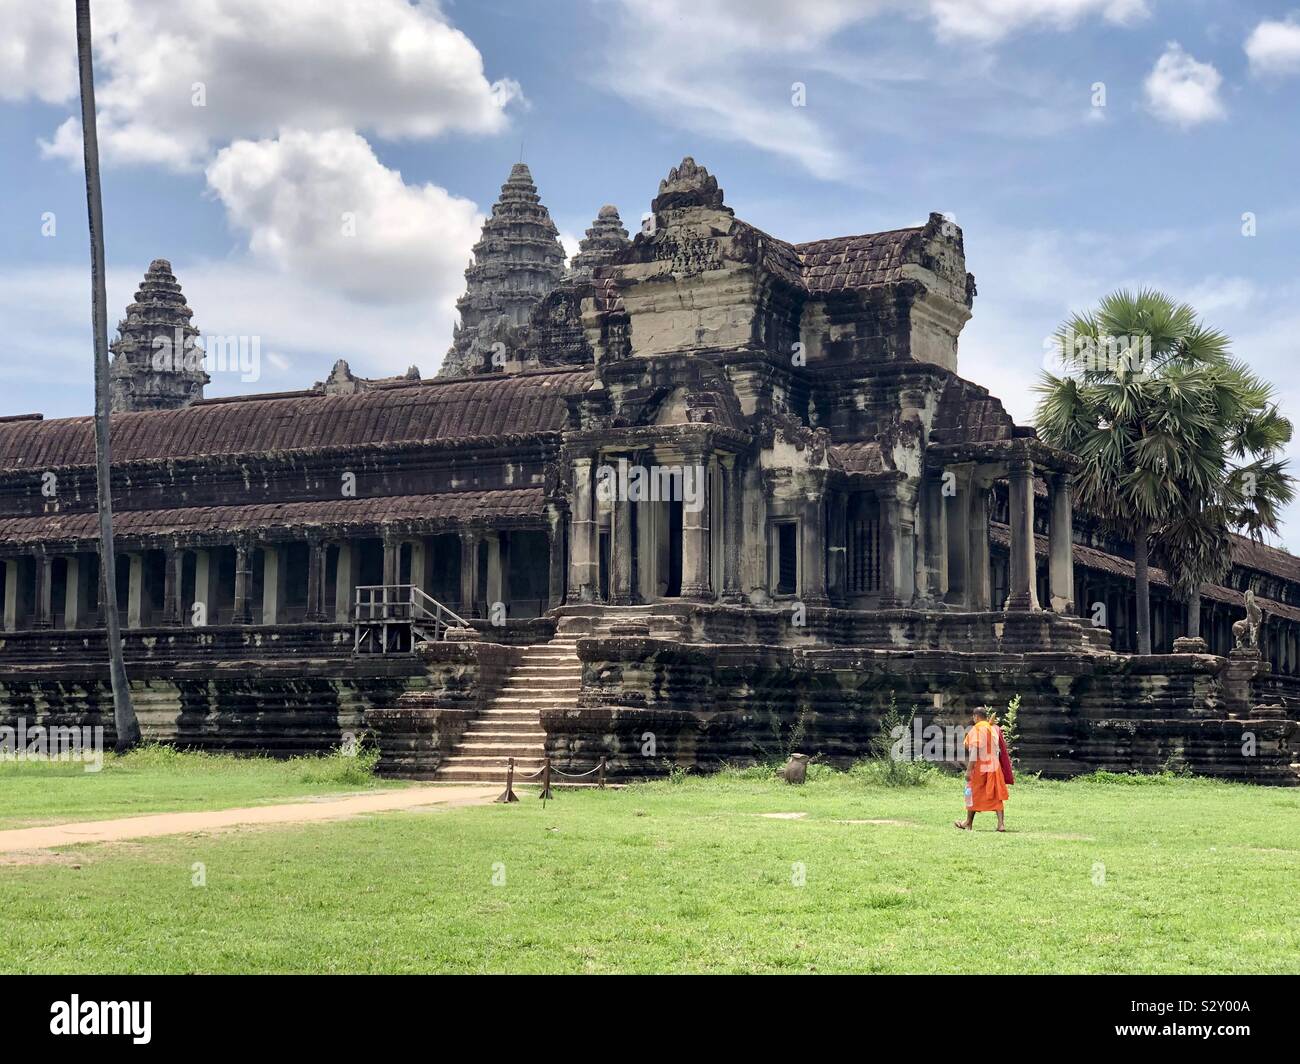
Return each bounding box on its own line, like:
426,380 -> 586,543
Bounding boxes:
1232,589 -> 1264,651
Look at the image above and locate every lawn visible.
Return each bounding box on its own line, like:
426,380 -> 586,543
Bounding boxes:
0,744 -> 400,829
1,756 -> 1297,974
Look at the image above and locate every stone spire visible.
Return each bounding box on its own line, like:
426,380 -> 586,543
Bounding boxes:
109,259 -> 208,413
652,156 -> 728,214
439,163 -> 566,378
565,205 -> 631,282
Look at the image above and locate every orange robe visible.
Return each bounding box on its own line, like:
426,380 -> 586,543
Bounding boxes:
964,720 -> 1009,812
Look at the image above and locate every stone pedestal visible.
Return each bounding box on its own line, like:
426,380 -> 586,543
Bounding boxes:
1224,648 -> 1266,718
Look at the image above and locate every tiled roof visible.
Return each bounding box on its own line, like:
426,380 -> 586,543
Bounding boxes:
796,227 -> 925,294
0,490 -> 546,547
1231,536 -> 1300,584
989,522 -> 1300,624
0,369 -> 593,471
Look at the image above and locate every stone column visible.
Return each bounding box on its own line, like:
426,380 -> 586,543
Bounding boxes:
916,472 -> 948,607
878,483 -> 916,608
409,538 -> 433,599
485,532 -> 505,609
720,456 -> 745,604
64,556 -> 91,630
944,466 -> 971,607
34,553 -> 53,629
569,457 -> 598,602
193,549 -> 220,626
4,559 -> 22,630
826,489 -> 848,607
382,533 -> 399,586
680,450 -> 714,601
126,552 -> 146,628
306,537 -> 326,622
968,472 -> 993,611
261,544 -> 285,625
459,530 -> 480,616
334,540 -> 357,623
1004,458 -> 1040,612
162,547 -> 183,626
799,471 -> 830,606
1047,472 -> 1075,615
233,541 -> 252,625
611,457 -> 636,605
547,509 -> 566,610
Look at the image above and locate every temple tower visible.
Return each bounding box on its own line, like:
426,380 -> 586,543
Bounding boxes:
109,259 -> 208,413
439,163 -> 566,378
565,204 -> 630,282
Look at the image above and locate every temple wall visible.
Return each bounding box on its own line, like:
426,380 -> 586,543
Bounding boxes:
0,653 -> 425,756
541,636 -> 1300,785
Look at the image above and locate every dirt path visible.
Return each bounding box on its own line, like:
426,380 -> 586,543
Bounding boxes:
0,785 -> 502,853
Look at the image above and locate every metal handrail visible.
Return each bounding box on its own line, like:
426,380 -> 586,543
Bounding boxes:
410,585 -> 468,641
353,584 -> 469,652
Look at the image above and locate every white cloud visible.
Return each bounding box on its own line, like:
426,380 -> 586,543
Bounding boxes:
15,0 -> 518,171
928,0 -> 1149,41
1144,42 -> 1226,128
1245,19 -> 1300,77
205,129 -> 483,307
600,0 -> 1151,179
0,0 -> 86,103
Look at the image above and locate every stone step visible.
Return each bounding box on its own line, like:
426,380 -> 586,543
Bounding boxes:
442,754 -> 546,769
461,731 -> 546,743
500,678 -> 580,691
489,695 -> 579,707
456,741 -> 546,754
512,663 -> 582,672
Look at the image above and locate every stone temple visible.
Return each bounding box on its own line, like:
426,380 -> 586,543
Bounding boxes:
1,158 -> 1297,783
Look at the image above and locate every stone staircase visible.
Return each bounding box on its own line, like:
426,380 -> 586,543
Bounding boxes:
433,639 -> 581,784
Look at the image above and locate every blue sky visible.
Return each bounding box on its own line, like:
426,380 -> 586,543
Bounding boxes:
3,0 -> 1300,546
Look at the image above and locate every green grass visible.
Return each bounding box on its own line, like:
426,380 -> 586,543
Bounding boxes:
1,757 -> 1298,973
0,744 -> 398,828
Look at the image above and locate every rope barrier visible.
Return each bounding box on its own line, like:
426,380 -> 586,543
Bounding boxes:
498,755 -> 609,799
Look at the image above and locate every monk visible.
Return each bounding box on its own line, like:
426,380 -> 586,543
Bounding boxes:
954,707 -> 1009,832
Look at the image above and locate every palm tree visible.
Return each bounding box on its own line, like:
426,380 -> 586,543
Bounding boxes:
1034,289 -> 1292,654
76,0 -> 140,749
1159,401 -> 1293,640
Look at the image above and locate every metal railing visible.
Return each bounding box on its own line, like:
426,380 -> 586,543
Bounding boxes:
353,584 -> 468,654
